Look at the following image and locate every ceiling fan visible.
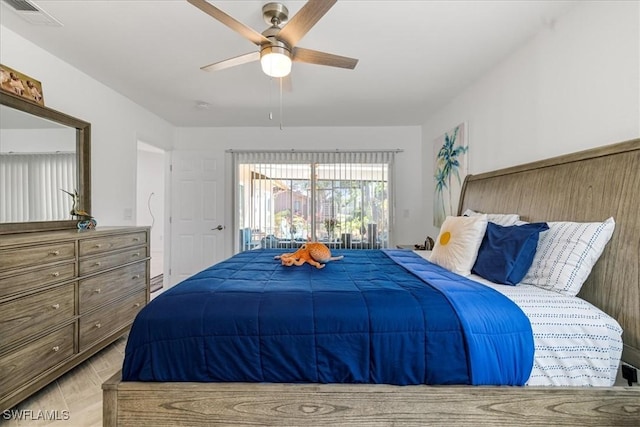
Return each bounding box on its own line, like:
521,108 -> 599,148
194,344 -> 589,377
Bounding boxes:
187,0 -> 359,78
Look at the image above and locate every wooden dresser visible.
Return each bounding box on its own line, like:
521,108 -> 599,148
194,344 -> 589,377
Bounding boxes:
0,226 -> 150,411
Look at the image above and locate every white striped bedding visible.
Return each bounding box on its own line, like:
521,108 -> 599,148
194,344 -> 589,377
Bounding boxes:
413,251 -> 623,386
469,275 -> 622,386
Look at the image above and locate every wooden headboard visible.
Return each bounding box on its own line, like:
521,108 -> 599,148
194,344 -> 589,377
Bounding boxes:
458,138 -> 640,368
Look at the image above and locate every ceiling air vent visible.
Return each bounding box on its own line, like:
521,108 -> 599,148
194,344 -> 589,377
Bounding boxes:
3,0 -> 38,11
1,0 -> 63,26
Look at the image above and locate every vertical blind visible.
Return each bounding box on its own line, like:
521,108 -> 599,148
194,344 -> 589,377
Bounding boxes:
0,152 -> 76,222
232,150 -> 397,252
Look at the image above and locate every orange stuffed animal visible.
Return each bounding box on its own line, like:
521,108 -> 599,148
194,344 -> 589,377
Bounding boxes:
274,242 -> 344,269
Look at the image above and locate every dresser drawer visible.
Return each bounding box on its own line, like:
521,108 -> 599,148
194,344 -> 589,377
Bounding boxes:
0,323 -> 75,399
79,262 -> 146,314
0,284 -> 75,349
79,289 -> 146,351
0,261 -> 76,300
79,246 -> 147,276
79,232 -> 147,257
0,242 -> 76,272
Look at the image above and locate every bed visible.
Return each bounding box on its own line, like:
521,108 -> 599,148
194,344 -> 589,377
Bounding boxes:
103,139 -> 640,426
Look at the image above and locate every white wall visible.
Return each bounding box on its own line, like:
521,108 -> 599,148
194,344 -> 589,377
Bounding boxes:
174,126 -> 424,256
1,26 -> 174,226
421,1 -> 640,237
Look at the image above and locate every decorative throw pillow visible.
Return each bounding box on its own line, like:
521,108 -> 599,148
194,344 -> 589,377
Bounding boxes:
430,215 -> 488,276
520,217 -> 615,296
472,222 -> 549,286
462,208 -> 520,226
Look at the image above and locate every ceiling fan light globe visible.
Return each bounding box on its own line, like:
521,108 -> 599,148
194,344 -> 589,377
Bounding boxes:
260,46 -> 292,78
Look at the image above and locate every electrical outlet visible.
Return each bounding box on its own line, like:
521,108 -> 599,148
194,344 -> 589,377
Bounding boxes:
621,364 -> 638,386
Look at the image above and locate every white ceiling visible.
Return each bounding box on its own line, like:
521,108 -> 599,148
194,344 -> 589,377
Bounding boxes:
1,0 -> 576,127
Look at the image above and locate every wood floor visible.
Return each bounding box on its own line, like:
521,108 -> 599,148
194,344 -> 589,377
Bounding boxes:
1,335 -> 127,427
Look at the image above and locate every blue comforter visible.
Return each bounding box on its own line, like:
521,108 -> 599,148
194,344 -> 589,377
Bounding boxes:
123,249 -> 534,385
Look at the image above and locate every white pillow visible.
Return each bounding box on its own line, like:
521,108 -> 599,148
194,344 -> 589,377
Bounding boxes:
462,208 -> 520,226
430,215 -> 488,276
520,217 -> 615,296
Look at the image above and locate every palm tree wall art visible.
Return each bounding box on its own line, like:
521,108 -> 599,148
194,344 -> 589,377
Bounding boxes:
433,123 -> 468,228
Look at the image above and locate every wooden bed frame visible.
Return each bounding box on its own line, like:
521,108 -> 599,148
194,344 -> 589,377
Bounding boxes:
103,139 -> 640,426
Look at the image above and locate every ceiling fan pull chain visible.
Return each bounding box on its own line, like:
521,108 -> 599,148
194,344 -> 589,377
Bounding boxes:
279,77 -> 282,129
269,76 -> 274,120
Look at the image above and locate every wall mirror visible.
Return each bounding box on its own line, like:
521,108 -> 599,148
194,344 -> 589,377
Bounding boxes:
0,91 -> 91,234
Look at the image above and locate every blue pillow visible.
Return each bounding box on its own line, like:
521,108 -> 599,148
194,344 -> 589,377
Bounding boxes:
472,222 -> 549,286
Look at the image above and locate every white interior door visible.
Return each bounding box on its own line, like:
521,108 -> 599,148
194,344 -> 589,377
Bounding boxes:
169,150 -> 225,286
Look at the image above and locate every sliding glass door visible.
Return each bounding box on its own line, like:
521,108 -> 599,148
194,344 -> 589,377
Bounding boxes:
232,151 -> 395,252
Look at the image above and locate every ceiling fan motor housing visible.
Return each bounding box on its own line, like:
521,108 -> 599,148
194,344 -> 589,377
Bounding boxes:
260,26 -> 291,57
261,39 -> 291,57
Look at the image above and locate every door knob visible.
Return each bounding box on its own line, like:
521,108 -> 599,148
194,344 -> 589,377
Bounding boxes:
212,225 -> 225,231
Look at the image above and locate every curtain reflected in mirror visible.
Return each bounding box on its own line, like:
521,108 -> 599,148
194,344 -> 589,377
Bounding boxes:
1,152 -> 76,222
0,104 -> 77,222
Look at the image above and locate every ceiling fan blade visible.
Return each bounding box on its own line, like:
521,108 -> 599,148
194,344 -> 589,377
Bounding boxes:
187,0 -> 270,46
292,47 -> 358,70
201,51 -> 260,72
277,0 -> 337,47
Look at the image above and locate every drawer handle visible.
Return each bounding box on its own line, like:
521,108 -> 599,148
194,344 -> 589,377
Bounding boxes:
94,288 -> 102,294
94,262 -> 101,266
134,302 -> 141,308
51,271 -> 60,277
52,346 -> 60,352
95,322 -> 102,329
133,237 -> 140,242
94,244 -> 102,249
132,252 -> 141,257
132,274 -> 141,280
50,250 -> 60,256
52,303 -> 60,310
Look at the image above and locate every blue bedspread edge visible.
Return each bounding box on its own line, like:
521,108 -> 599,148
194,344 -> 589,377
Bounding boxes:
383,249 -> 534,385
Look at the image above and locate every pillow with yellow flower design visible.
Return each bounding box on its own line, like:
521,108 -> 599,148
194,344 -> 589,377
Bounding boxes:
430,215 -> 488,276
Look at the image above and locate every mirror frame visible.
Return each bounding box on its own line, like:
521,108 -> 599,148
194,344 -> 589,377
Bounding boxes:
0,91 -> 91,234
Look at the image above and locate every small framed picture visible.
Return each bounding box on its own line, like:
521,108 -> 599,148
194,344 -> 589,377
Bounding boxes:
0,64 -> 45,106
